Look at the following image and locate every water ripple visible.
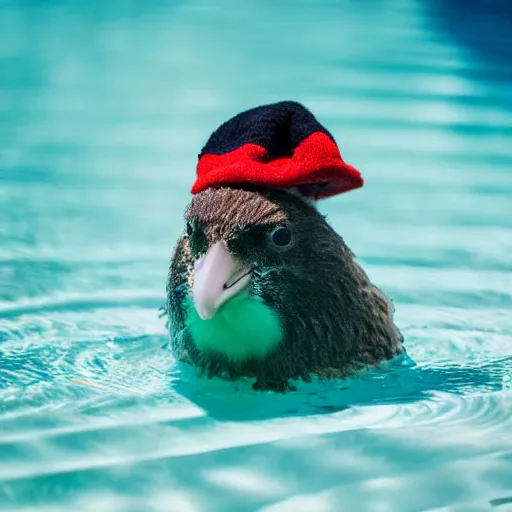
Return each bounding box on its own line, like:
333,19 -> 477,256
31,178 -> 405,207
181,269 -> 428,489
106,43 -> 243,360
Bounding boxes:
1,0 -> 512,509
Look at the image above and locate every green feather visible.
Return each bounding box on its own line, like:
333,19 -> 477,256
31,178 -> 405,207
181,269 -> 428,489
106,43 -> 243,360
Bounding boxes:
184,290 -> 282,361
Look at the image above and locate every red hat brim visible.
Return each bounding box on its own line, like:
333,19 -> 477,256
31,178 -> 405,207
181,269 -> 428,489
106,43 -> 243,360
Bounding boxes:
192,131 -> 363,200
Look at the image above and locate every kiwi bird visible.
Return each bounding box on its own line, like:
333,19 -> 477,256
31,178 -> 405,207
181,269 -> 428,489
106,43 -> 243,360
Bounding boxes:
166,101 -> 403,393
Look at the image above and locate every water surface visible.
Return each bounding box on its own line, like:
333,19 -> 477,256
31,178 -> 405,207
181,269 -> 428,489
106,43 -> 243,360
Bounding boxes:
1,0 -> 512,510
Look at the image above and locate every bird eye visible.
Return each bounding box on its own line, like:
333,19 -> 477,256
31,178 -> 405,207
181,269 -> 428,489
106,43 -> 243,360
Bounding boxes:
186,220 -> 193,237
187,221 -> 209,257
270,226 -> 292,247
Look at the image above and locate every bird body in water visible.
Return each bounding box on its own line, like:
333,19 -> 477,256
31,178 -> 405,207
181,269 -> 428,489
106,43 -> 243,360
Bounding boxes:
166,101 -> 403,393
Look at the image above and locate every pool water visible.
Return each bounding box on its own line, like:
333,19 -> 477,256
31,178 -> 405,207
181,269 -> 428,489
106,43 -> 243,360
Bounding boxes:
1,1 -> 512,510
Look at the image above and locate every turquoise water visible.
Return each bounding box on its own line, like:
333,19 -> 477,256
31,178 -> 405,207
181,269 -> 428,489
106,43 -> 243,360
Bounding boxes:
1,0 -> 512,510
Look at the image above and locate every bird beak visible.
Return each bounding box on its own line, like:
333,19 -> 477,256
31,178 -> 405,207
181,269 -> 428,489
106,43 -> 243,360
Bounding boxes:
193,241 -> 252,320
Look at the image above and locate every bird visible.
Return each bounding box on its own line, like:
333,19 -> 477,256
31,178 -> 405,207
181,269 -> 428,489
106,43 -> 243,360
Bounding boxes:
166,101 -> 403,393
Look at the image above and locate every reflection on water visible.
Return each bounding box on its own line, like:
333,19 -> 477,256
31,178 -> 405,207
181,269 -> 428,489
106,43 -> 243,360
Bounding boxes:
1,0 -> 512,510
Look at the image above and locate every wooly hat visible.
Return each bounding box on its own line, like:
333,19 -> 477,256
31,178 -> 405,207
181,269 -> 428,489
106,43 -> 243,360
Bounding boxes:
192,100 -> 363,200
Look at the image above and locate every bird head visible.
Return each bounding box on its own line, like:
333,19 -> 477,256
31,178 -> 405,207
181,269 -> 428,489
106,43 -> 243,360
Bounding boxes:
181,185 -> 358,365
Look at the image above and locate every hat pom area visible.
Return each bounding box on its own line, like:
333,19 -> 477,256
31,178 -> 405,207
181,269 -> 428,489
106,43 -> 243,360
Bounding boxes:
191,101 -> 363,200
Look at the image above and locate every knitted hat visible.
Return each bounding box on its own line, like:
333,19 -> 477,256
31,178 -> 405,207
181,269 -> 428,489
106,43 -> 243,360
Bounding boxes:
192,101 -> 363,200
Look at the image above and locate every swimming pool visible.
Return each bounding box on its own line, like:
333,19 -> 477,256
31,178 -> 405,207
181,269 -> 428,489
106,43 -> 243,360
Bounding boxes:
1,0 -> 511,510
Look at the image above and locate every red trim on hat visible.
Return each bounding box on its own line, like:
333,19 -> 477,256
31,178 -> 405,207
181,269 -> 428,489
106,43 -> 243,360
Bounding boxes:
192,131 -> 363,200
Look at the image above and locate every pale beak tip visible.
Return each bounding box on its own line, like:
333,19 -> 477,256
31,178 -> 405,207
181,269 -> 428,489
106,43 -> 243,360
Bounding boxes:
196,306 -> 214,321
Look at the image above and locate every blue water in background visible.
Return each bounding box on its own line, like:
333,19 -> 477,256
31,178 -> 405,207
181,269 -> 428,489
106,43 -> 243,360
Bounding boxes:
1,1 -> 512,510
